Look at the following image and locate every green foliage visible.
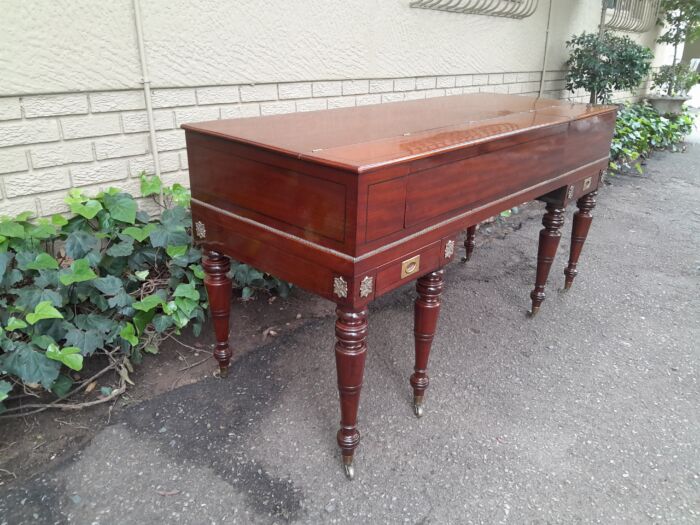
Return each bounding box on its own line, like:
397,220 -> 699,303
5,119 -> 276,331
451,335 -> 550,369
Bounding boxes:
652,63 -> 700,97
565,32 -> 653,104
609,102 -> 696,173
0,175 -> 291,412
657,0 -> 700,52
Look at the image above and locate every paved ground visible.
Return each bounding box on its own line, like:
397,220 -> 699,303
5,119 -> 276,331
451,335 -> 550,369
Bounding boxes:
1,133 -> 699,524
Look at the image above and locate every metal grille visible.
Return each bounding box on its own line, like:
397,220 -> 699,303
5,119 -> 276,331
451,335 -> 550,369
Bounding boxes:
603,0 -> 660,32
409,0 -> 538,19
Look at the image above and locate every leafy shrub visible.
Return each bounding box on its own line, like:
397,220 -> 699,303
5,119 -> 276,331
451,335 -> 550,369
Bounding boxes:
609,102 -> 696,173
565,32 -> 653,104
0,175 -> 289,414
652,64 -> 700,97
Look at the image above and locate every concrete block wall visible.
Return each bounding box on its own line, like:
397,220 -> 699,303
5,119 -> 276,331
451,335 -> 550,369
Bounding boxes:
0,70 -> 641,218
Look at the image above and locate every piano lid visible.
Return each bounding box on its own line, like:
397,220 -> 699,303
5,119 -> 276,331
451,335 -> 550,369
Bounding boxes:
182,92 -> 616,173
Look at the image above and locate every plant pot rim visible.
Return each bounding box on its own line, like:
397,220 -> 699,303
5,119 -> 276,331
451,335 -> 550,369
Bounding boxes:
645,94 -> 691,101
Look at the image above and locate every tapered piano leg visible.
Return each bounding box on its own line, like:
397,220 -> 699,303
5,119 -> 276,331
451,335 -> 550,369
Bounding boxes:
564,191 -> 597,290
462,225 -> 477,262
530,203 -> 565,316
334,306 -> 368,480
202,251 -> 233,376
411,269 -> 445,418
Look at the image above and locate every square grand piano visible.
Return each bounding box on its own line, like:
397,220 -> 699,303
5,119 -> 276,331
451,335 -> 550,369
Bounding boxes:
183,93 -> 616,479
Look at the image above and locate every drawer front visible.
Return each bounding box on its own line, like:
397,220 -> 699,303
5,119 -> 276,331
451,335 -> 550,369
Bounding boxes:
374,236 -> 457,296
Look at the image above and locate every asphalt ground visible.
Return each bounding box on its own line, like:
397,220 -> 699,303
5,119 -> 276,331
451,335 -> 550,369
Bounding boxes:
1,134 -> 698,524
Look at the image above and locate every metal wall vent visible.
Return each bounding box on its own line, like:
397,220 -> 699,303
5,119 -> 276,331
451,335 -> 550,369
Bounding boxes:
409,0 -> 539,19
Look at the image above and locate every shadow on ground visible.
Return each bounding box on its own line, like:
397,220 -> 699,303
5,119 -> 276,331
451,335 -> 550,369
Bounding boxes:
0,140 -> 698,524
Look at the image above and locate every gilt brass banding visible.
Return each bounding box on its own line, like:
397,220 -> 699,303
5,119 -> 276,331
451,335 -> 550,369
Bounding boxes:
583,176 -> 592,190
401,255 -> 421,278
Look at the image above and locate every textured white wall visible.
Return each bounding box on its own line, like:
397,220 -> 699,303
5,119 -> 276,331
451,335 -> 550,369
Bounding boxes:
0,0 -> 141,95
1,0 -> 660,96
0,0 -> 666,217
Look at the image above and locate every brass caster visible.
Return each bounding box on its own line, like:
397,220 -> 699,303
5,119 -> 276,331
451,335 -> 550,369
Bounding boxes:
564,282 -> 573,291
529,306 -> 540,318
461,256 -> 470,263
413,395 -> 424,418
342,456 -> 355,480
218,366 -> 229,378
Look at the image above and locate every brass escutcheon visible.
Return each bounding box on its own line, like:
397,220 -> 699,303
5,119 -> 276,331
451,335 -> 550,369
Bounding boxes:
583,176 -> 592,190
401,254 -> 421,278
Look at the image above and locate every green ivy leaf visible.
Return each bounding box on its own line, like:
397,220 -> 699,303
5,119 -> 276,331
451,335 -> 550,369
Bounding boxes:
69,199 -> 103,220
0,252 -> 13,278
152,314 -> 174,333
50,374 -> 73,397
51,214 -> 69,227
92,275 -> 124,296
133,309 -> 156,335
14,211 -> 34,222
166,245 -> 188,258
168,184 -> 191,207
0,221 -> 25,239
0,380 -> 12,402
104,194 -> 137,224
59,258 -> 98,286
26,301 -> 64,325
134,270 -> 149,281
64,327 -> 105,356
140,174 -> 163,197
106,238 -> 134,257
11,287 -> 63,311
120,322 -> 138,346
31,334 -> 56,350
6,317 -> 28,331
0,343 -> 60,390
175,297 -> 198,317
65,231 -> 99,260
132,294 -> 164,312
173,282 -> 200,302
46,344 -> 83,371
189,264 -> 205,279
122,224 -> 155,242
26,253 -> 60,271
27,221 -> 58,240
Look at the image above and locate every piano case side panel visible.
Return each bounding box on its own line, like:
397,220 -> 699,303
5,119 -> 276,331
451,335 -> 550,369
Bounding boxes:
186,132 -> 351,251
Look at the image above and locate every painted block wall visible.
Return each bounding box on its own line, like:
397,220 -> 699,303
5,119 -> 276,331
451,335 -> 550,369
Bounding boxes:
0,0 -> 664,217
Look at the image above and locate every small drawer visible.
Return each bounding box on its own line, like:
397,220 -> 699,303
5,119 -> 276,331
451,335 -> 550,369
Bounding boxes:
566,170 -> 602,203
374,240 -> 442,296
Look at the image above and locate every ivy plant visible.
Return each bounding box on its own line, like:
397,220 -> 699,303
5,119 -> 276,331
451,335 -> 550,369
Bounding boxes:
0,175 -> 290,415
609,102 -> 695,173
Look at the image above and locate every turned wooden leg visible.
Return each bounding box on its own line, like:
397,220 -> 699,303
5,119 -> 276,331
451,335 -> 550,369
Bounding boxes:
462,225 -> 477,262
334,306 -> 368,480
411,269 -> 445,417
564,191 -> 597,290
530,203 -> 565,316
202,251 -> 233,376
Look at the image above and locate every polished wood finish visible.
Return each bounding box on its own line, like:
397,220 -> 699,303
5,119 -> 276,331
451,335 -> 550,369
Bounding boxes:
530,203 -> 566,315
411,270 -> 445,417
183,93 -> 617,479
565,191 -> 598,290
334,307 -> 368,479
463,225 -> 477,262
202,251 -> 233,376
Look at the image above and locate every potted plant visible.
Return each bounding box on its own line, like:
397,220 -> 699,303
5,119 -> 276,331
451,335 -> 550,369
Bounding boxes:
646,0 -> 700,115
565,31 -> 653,104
